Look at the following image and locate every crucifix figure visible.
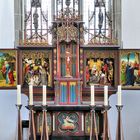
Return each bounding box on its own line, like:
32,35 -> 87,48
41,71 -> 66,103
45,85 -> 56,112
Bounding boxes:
65,48 -> 72,77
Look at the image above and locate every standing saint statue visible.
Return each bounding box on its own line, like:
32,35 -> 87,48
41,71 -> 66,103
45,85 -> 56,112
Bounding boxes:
98,8 -> 103,34
33,8 -> 39,34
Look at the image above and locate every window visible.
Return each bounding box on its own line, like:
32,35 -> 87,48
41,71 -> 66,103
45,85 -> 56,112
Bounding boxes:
22,0 -> 52,45
83,0 -> 115,45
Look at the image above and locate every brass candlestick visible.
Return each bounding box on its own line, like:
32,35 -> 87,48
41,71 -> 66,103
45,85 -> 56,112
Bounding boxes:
90,105 -> 98,140
40,105 -> 49,140
116,105 -> 124,140
16,104 -> 22,140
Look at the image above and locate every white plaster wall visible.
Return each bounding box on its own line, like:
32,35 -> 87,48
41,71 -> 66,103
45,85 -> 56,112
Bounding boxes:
109,91 -> 140,140
0,0 -> 14,48
122,0 -> 140,49
0,91 -> 29,140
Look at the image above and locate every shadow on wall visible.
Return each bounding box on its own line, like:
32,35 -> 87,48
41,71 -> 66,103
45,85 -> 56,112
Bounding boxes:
0,90 -> 29,140
109,90 -> 140,140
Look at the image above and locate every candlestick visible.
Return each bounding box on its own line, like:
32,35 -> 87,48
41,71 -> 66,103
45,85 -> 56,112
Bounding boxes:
103,105 -> 111,140
91,85 -> 95,106
16,104 -> 22,140
116,105 -> 124,140
43,85 -> 47,105
117,85 -> 122,106
28,105 -> 36,140
41,105 -> 49,140
29,85 -> 33,105
89,105 -> 98,140
17,85 -> 21,105
104,86 -> 108,106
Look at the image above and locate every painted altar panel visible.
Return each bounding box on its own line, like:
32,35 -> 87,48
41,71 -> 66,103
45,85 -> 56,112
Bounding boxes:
120,50 -> 140,89
21,50 -> 52,87
54,112 -> 82,136
84,50 -> 116,87
0,49 -> 17,88
36,112 -> 52,135
85,112 -> 99,135
58,81 -> 79,105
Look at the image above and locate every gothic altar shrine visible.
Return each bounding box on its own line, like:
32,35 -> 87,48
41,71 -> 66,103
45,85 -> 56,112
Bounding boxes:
1,0 -> 136,139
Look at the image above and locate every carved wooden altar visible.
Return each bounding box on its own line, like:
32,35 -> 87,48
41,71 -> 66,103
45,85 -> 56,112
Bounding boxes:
0,0 -> 124,139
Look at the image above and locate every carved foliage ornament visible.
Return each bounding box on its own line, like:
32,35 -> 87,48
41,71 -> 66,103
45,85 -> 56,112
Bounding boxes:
57,24 -> 78,43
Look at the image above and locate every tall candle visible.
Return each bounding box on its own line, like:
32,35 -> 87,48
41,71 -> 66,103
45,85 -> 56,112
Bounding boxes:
17,85 -> 21,105
42,85 -> 47,105
81,114 -> 84,131
104,86 -> 108,106
53,114 -> 55,131
117,85 -> 122,105
29,85 -> 33,105
91,85 -> 95,105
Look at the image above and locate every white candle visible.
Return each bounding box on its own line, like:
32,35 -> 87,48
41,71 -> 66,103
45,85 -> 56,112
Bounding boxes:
81,113 -> 84,131
17,85 -> 21,105
117,85 -> 122,105
53,114 -> 55,131
104,86 -> 108,106
29,85 -> 33,105
42,85 -> 47,105
91,85 -> 95,105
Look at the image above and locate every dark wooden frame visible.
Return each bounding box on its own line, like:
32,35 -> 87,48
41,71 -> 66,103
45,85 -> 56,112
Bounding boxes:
17,48 -> 54,97
81,48 -> 119,98
83,49 -> 118,87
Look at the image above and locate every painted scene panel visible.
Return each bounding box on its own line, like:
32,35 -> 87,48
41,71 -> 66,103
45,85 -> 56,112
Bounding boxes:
120,50 -> 140,88
22,50 -> 52,87
0,50 -> 17,87
86,57 -> 114,86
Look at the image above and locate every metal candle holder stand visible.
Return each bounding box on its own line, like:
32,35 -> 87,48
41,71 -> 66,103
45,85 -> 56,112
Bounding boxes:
16,104 -> 22,140
40,105 -> 49,140
102,105 -> 111,140
89,105 -> 98,140
28,105 -> 36,140
116,105 -> 124,140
